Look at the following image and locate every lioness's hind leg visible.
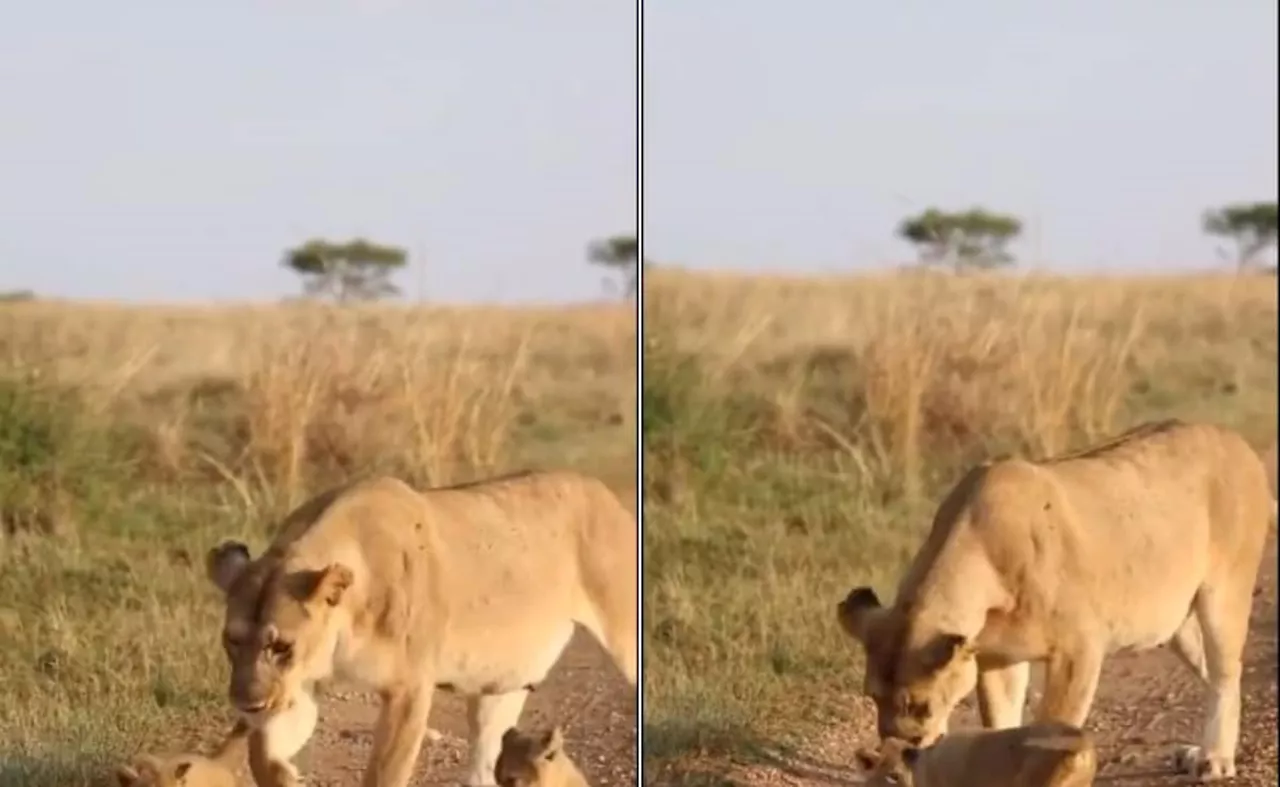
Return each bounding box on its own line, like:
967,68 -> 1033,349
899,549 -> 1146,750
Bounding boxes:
577,589 -> 637,686
465,689 -> 530,787
1168,613 -> 1209,682
1175,584 -> 1251,781
976,662 -> 1030,730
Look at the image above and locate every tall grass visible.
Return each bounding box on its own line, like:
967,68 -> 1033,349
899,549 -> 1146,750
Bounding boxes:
641,268 -> 1277,778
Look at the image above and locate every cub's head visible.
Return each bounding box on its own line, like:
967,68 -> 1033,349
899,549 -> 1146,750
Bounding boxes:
206,540 -> 354,724
855,739 -> 921,787
837,586 -> 977,746
495,727 -> 588,787
115,754 -> 238,787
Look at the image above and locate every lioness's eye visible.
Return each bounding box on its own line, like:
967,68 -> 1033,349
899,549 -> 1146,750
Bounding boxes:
268,640 -> 293,660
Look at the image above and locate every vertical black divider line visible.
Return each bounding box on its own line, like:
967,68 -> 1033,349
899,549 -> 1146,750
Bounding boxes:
634,0 -> 646,782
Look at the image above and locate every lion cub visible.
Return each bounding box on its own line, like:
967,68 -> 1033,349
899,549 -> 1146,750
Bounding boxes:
494,726 -> 589,787
857,722 -> 1097,787
116,729 -> 245,787
114,753 -> 241,787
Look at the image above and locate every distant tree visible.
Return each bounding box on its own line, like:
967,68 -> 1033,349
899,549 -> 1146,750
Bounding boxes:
897,207 -> 1023,273
587,234 -> 639,298
282,238 -> 408,303
1202,201 -> 1278,272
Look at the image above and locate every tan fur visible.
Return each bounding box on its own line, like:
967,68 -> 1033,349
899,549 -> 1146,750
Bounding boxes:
204,470 -> 636,787
857,722 -> 1097,787
837,420 -> 1274,781
116,728 -> 246,787
494,726 -> 589,787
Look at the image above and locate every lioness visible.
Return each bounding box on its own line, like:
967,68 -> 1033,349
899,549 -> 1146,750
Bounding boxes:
116,732 -> 246,787
837,420 -> 1274,781
205,471 -> 636,787
494,726 -> 589,787
856,722 -> 1097,787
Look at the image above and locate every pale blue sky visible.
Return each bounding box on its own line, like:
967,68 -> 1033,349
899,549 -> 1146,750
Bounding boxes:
644,0 -> 1278,274
0,1 -> 636,303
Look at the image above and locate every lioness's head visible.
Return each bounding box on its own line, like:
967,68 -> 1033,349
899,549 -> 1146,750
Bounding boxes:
837,586 -> 977,746
115,754 -> 238,787
206,540 -> 354,723
495,726 -> 588,787
855,739 -> 920,787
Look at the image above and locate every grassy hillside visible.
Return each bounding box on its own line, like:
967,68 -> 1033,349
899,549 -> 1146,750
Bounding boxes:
641,268 -> 1277,783
0,299 -> 636,786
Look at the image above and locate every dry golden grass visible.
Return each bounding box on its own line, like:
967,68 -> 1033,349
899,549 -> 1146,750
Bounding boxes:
641,268 -> 1277,782
0,299 -> 635,786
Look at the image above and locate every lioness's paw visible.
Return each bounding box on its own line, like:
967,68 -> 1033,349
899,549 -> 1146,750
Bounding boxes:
1174,745 -> 1236,781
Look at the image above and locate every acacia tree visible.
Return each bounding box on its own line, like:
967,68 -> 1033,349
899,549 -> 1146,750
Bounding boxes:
282,238 -> 408,303
897,207 -> 1023,273
1202,201 -> 1278,272
587,234 -> 639,298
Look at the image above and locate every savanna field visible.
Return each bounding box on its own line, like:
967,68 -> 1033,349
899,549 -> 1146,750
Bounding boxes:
1,271 -> 1276,786
641,269 -> 1278,784
0,299 -> 636,786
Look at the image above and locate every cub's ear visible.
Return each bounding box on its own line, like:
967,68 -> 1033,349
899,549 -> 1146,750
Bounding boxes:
836,586 -> 884,643
303,563 -> 354,607
206,541 -> 252,594
853,745 -> 880,771
116,755 -> 163,787
540,726 -> 566,761
921,632 -> 971,673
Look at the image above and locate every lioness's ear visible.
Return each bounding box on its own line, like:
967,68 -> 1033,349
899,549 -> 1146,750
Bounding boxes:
921,632 -> 971,672
837,586 -> 884,643
540,726 -> 565,761
206,541 -> 252,594
306,563 -> 354,607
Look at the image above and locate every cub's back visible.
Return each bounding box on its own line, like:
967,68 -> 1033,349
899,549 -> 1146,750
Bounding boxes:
937,723 -> 1097,786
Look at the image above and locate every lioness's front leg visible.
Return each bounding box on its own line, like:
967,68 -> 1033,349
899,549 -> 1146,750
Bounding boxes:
363,684 -> 434,787
1035,647 -> 1104,727
976,661 -> 1030,730
465,689 -> 532,786
249,692 -> 319,787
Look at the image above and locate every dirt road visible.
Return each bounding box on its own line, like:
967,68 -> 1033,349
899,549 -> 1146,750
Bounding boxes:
724,534 -> 1279,786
